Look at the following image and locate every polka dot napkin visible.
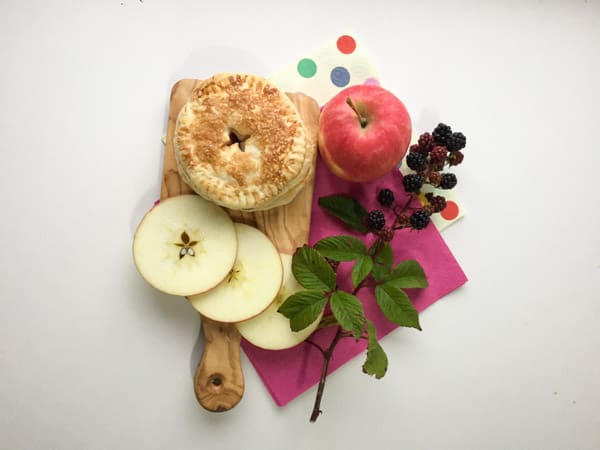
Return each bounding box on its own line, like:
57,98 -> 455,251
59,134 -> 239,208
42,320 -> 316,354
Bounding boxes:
269,33 -> 465,230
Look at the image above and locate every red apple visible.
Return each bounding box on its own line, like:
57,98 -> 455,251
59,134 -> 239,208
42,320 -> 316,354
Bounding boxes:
318,85 -> 412,182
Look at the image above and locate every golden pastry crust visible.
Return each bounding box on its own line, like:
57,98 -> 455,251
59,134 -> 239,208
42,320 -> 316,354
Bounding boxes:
174,74 -> 309,211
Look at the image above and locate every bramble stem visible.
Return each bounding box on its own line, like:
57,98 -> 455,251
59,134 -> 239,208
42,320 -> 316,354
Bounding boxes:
309,194 -> 420,422
310,326 -> 343,422
305,339 -> 326,357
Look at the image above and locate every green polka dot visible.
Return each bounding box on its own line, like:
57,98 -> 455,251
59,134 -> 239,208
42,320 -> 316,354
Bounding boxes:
297,58 -> 317,78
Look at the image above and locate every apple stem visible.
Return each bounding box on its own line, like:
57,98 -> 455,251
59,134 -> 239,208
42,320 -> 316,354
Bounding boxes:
345,97 -> 368,128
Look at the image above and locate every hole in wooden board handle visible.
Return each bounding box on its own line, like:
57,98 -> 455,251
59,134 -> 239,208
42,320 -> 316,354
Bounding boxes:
194,316 -> 244,412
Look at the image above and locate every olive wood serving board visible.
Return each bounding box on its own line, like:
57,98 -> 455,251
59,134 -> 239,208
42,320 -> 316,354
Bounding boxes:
160,79 -> 320,412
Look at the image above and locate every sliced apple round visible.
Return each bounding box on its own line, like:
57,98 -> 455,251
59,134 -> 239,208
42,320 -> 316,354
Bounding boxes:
188,223 -> 283,323
132,194 -> 237,296
236,253 -> 323,350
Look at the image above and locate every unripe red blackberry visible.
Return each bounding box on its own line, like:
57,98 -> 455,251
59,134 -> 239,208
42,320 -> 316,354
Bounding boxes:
406,152 -> 428,171
378,227 -> 395,242
367,210 -> 386,231
439,173 -> 458,189
448,151 -> 464,166
430,146 -> 448,164
377,188 -> 395,207
425,193 -> 447,213
402,174 -> 424,193
409,144 -> 421,154
428,171 -> 442,186
410,209 -> 431,230
418,132 -> 435,152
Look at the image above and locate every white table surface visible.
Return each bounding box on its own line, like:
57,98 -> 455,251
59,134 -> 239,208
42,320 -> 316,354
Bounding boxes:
1,1 -> 599,449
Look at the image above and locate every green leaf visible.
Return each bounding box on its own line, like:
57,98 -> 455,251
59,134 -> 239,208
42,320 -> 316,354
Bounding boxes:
370,242 -> 393,282
351,255 -> 373,288
277,290 -> 328,331
292,245 -> 336,292
385,260 -> 428,288
330,291 -> 366,339
375,284 -> 422,330
318,195 -> 368,233
314,235 -> 367,261
362,321 -> 388,379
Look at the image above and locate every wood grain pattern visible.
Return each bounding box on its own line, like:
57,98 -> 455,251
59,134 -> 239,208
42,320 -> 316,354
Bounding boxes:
193,318 -> 244,412
161,79 -> 320,412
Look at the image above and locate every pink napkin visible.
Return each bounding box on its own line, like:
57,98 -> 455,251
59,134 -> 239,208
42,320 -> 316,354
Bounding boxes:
241,156 -> 468,406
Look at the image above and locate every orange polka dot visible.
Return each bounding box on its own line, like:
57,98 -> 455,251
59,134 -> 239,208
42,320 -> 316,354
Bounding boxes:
441,200 -> 459,221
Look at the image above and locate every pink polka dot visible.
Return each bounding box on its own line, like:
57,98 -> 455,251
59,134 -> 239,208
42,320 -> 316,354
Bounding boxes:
441,200 -> 459,221
337,35 -> 356,54
363,77 -> 380,86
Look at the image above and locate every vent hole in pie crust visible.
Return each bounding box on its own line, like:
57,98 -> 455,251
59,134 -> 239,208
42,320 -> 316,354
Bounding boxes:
227,129 -> 250,152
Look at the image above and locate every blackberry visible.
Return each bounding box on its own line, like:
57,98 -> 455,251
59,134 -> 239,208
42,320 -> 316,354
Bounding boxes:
367,210 -> 386,231
446,132 -> 466,151
432,123 -> 452,146
430,145 -> 448,164
402,174 -> 424,193
448,150 -> 464,166
378,227 -> 395,242
377,188 -> 395,207
410,209 -> 431,230
439,173 -> 458,189
425,193 -> 447,213
406,152 -> 428,171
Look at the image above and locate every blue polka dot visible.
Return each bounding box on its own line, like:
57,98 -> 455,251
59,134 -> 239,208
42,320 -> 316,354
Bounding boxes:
330,66 -> 350,87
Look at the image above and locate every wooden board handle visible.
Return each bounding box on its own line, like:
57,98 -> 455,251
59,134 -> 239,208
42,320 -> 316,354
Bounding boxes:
194,317 -> 244,412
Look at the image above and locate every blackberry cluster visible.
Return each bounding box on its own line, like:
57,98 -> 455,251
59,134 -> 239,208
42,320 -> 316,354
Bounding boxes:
404,122 -> 466,193
367,210 -> 386,231
364,124 -> 466,236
